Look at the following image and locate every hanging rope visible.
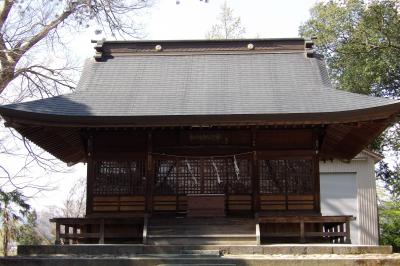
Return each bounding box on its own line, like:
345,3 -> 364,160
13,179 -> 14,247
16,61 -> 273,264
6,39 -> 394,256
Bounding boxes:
185,159 -> 197,185
211,159 -> 222,184
233,155 -> 240,180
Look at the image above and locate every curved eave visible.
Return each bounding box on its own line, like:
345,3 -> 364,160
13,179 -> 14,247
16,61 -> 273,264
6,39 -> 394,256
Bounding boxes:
1,102 -> 400,128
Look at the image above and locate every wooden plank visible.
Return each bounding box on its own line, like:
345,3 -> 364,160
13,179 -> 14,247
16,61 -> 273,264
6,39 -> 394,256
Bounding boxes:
260,195 -> 286,200
93,196 -> 119,202
120,196 -> 145,201
187,194 -> 225,217
60,233 -> 100,239
153,195 -> 177,201
288,195 -> 314,201
229,195 -> 252,200
153,205 -> 177,211
288,205 -> 314,210
256,129 -> 314,150
119,206 -> 145,211
93,206 -> 119,212
93,202 -> 119,206
260,205 -> 286,210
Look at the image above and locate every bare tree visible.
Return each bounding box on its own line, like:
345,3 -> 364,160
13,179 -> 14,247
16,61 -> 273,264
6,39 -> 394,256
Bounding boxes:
0,0 -> 152,95
0,0 -> 153,197
206,1 -> 246,39
61,176 -> 86,218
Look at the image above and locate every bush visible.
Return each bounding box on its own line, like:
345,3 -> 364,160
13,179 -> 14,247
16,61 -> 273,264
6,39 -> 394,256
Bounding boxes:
379,201 -> 400,252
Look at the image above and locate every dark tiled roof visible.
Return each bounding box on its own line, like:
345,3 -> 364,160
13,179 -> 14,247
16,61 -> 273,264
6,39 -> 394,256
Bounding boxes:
1,52 -> 398,120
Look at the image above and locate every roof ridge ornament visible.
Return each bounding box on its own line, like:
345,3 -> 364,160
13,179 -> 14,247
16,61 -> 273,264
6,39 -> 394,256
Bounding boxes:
92,38 -> 106,61
305,38 -> 315,58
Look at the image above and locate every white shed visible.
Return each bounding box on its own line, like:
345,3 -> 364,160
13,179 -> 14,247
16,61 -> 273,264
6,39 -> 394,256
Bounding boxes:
320,150 -> 382,245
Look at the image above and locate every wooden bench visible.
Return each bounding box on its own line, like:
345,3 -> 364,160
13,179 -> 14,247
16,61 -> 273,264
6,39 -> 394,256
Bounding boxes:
50,215 -> 146,244
257,215 -> 355,244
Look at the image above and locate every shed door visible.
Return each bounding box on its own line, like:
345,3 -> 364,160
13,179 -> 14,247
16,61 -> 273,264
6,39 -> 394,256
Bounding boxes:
320,173 -> 359,244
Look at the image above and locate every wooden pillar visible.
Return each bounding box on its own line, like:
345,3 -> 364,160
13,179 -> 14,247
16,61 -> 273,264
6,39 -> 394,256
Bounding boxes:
300,220 -> 305,243
55,222 -> 61,244
73,226 -> 78,244
146,131 -> 154,214
313,129 -> 321,213
99,219 -> 105,244
251,127 -> 260,212
345,220 -> 351,244
86,135 -> 94,216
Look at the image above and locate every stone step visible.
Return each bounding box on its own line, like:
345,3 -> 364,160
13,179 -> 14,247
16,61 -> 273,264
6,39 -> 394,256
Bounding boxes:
2,253 -> 400,266
147,236 -> 257,246
17,244 -> 394,256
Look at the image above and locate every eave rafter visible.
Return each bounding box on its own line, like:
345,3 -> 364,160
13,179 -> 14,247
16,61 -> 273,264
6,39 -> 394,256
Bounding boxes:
320,118 -> 392,160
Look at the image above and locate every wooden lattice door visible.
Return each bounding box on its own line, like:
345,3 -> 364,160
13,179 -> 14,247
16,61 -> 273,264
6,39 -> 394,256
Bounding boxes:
152,155 -> 253,213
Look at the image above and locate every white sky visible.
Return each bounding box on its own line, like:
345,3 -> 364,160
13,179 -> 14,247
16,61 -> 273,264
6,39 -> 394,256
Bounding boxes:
31,0 -> 320,210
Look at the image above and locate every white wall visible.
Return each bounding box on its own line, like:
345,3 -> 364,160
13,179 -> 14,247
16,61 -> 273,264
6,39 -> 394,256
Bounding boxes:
319,152 -> 379,245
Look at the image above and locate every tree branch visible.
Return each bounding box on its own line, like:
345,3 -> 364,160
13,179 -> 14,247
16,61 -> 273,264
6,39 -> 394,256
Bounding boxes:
0,0 -> 14,30
16,8 -> 74,62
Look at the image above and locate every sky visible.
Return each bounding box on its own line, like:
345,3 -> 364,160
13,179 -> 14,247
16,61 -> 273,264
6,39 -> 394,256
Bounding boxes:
71,0 -> 319,62
31,0 -> 320,210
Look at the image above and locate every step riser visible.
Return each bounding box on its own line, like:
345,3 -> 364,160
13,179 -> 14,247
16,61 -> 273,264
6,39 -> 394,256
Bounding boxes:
2,257 -> 400,266
147,240 -> 257,245
17,245 -> 394,256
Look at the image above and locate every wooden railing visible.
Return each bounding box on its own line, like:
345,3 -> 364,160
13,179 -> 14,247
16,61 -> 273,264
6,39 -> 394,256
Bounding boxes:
257,215 -> 355,244
50,215 -> 146,244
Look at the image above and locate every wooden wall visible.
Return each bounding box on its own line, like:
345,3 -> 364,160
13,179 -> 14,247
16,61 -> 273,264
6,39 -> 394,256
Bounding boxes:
86,127 -> 320,216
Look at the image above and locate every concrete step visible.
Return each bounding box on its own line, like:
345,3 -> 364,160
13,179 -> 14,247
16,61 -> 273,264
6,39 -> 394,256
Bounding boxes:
2,253 -> 400,266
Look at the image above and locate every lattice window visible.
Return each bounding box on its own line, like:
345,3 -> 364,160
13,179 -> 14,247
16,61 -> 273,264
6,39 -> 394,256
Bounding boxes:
177,159 -> 201,194
286,160 -> 313,194
228,158 -> 252,194
203,159 -> 226,194
154,160 -> 178,195
93,161 -> 146,196
259,159 -> 314,195
154,157 -> 252,195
